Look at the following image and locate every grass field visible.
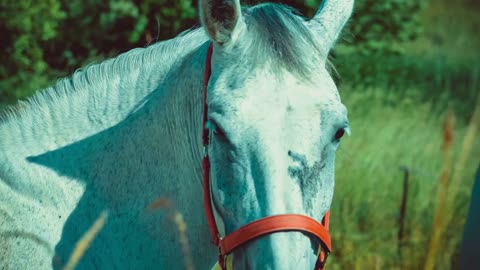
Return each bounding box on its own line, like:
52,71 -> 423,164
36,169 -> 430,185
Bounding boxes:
329,84 -> 479,269
326,2 -> 480,267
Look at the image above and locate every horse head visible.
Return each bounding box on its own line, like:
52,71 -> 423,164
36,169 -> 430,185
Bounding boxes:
199,0 -> 353,269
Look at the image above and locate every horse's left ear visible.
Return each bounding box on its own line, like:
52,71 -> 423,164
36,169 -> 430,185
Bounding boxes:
199,0 -> 243,45
312,0 -> 354,53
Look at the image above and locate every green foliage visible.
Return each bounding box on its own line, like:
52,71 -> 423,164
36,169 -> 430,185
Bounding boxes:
333,45 -> 479,117
48,0 -> 197,70
0,0 -> 198,102
0,0 -> 65,101
345,0 -> 427,50
330,0 -> 429,91
331,0 -> 479,119
0,0 -> 426,101
0,0 -> 475,118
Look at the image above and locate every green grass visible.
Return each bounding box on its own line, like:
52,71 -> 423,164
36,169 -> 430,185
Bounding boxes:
329,85 -> 479,269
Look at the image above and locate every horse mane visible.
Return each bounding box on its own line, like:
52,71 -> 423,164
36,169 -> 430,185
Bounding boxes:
0,28 -> 208,130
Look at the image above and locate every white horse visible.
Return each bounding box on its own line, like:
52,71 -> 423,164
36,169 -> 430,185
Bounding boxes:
0,0 -> 353,269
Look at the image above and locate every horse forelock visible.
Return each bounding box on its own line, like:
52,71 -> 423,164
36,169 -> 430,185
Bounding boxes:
239,3 -> 334,80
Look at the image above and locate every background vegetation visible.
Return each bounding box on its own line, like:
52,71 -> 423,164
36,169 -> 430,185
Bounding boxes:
1,0 -> 479,269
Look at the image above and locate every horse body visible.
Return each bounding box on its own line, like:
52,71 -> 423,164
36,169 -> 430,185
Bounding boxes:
0,1 -> 353,269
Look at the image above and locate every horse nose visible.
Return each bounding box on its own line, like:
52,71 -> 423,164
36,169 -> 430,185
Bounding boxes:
233,232 -> 317,270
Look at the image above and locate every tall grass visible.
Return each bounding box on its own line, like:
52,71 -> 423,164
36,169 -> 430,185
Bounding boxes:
329,83 -> 479,269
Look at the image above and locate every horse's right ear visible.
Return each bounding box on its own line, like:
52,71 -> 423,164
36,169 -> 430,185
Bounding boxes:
312,0 -> 354,56
199,0 -> 243,45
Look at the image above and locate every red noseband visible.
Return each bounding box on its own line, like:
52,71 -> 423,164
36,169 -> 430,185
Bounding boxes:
202,43 -> 332,270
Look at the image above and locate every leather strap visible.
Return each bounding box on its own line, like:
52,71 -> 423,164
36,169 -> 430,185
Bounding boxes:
219,214 -> 331,255
202,43 -> 220,246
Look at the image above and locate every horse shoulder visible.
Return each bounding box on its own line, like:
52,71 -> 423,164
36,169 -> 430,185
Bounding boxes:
0,147 -> 83,270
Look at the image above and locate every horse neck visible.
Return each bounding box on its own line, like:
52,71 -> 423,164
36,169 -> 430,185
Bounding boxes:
80,42 -> 215,266
0,30 -> 208,157
0,32 -> 210,221
0,40 -> 216,268
148,43 -> 208,186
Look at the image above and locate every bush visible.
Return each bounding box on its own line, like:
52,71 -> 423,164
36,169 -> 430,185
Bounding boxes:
344,0 -> 427,49
0,0 -> 198,102
47,0 -> 197,71
0,0 -> 65,101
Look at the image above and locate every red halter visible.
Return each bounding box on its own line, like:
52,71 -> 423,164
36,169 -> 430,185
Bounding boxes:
202,43 -> 332,270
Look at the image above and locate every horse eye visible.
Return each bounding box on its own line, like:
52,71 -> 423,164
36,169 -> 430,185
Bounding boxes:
334,128 -> 345,141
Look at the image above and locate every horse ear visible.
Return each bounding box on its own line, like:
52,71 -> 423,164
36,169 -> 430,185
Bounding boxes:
312,0 -> 354,52
199,0 -> 243,45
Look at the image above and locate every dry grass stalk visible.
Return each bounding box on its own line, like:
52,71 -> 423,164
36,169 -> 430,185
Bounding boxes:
145,198 -> 195,270
424,94 -> 480,270
445,94 -> 480,224
173,212 -> 195,270
63,210 -> 109,270
423,111 -> 455,270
